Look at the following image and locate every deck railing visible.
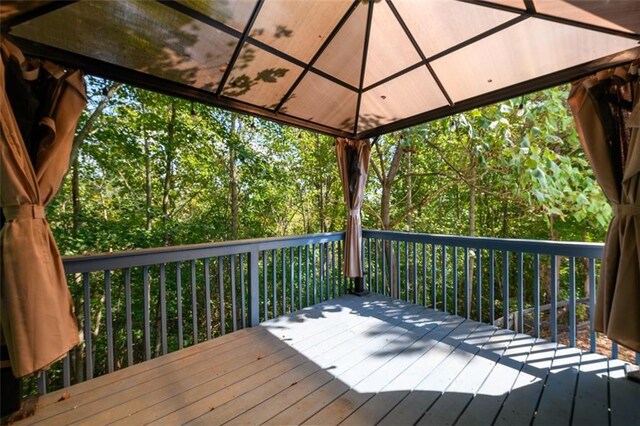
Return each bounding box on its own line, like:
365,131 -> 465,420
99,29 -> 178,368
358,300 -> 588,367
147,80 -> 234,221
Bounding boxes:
361,230 -> 639,363
31,230 -> 637,396
34,233 -> 345,395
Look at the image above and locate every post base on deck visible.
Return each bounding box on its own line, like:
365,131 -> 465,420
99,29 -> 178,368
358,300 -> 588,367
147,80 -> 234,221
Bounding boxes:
349,276 -> 369,297
625,364 -> 640,383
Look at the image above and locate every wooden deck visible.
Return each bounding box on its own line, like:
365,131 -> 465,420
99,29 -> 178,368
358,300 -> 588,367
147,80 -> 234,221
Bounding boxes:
19,294 -> 639,425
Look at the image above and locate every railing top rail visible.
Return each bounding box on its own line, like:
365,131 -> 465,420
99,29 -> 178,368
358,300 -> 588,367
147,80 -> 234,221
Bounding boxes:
63,232 -> 345,273
363,229 -> 604,258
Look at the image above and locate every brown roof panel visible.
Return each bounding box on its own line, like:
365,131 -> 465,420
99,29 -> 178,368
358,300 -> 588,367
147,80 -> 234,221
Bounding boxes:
5,0 -> 639,139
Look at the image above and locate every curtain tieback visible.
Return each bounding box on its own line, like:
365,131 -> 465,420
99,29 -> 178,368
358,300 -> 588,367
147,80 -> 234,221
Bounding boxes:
347,209 -> 360,218
612,203 -> 640,217
3,205 -> 45,221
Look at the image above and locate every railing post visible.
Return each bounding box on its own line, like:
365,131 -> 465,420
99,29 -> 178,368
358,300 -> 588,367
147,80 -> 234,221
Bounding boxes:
250,247 -> 260,327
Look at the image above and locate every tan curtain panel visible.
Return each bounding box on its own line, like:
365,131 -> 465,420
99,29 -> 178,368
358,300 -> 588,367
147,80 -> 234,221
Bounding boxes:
336,138 -> 371,278
0,39 -> 86,377
568,61 -> 639,353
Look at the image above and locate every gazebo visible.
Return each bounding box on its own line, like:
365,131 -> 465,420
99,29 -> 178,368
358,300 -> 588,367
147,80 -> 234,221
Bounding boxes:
1,0 -> 639,424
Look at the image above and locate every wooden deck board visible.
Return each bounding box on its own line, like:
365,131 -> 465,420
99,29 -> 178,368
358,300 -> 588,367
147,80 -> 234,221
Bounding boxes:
17,294 -> 639,426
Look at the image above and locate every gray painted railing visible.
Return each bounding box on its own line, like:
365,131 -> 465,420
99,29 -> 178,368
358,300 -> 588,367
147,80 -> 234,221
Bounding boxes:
36,233 -> 345,395
34,230 -> 636,395
361,230 -> 638,365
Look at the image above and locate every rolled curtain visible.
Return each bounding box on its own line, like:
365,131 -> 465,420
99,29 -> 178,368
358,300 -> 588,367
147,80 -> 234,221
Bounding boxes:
568,60 -> 639,352
336,138 -> 371,278
0,39 -> 86,377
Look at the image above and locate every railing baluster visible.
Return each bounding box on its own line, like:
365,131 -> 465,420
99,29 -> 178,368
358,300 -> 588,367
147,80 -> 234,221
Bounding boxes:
453,246 -> 458,316
38,372 -> 46,395
396,240 -> 401,299
477,249 -> 482,322
569,256 -> 576,348
533,254 -> 540,338
298,246 -> 302,308
160,264 -> 168,354
203,260 -> 211,341
422,243 -> 427,306
305,245 -> 310,307
241,253 -> 246,329
282,248 -> 287,315
219,256 -> 226,335
502,251 -> 509,330
338,240 -> 343,295
331,241 -> 336,297
272,249 -> 277,318
550,255 -> 557,341
431,244 -> 437,309
405,240 -> 409,301
588,257 -> 596,353
230,255 -> 237,332
176,262 -> 183,349
83,272 -> 93,380
249,248 -> 259,327
63,353 -> 71,388
124,268 -> 133,366
382,240 -> 387,297
375,239 -> 379,294
413,242 -> 418,305
319,243 -> 324,301
290,247 -> 294,310
464,247 -> 470,318
517,252 -> 523,334
312,244 -> 317,304
191,260 -> 198,343
104,269 -> 114,373
368,238 -> 372,293
263,251 -> 268,321
489,250 -> 494,324
441,245 -> 447,313
143,266 -> 150,360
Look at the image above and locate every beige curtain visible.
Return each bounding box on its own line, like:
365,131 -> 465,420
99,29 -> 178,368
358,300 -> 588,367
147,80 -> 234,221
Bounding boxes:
568,61 -> 639,352
0,39 -> 86,377
336,138 -> 371,278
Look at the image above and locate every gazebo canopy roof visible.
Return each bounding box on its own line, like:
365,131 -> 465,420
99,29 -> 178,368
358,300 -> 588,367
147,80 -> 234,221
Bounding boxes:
2,0 -> 639,138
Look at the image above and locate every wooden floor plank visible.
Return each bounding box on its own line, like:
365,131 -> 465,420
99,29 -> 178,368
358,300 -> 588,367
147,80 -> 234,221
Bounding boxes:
377,320 -> 483,426
608,359 -> 640,426
35,300 -> 363,426
148,299 -> 426,424
12,294 -> 636,426
225,369 -> 335,425
302,311 -> 453,425
340,315 -> 469,426
455,334 -> 539,426
343,318 -> 491,426
418,328 -> 519,426
532,346 -> 582,426
493,340 -> 557,426
571,352 -> 610,426
26,330 -> 283,425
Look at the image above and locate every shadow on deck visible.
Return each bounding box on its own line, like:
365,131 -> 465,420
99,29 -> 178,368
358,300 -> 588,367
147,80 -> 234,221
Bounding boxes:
15,294 -> 640,425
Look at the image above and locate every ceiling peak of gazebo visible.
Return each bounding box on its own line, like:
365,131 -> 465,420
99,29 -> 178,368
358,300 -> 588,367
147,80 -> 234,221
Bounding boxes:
2,0 -> 639,138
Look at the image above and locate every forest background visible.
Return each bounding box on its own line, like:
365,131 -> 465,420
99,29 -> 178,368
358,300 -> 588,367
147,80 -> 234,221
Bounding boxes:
52,78 -> 608,256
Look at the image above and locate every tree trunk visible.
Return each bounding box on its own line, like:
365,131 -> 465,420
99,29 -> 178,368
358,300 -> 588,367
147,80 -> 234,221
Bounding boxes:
406,150 -> 412,230
469,152 -> 476,237
155,101 -> 176,355
316,135 -> 326,233
71,158 -> 85,382
229,114 -> 239,240
162,101 -> 176,246
143,105 -> 152,231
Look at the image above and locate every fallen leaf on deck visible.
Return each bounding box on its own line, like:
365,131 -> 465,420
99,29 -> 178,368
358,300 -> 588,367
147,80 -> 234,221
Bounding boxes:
57,392 -> 70,402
